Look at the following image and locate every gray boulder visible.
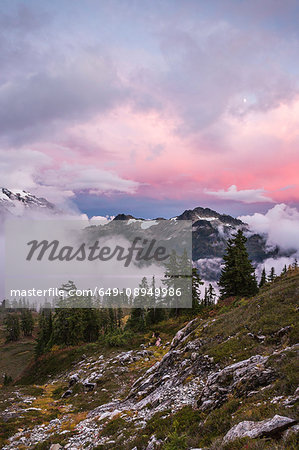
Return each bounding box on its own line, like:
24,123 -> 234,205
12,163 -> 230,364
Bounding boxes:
198,355 -> 274,411
283,423 -> 299,440
69,373 -> 80,387
84,382 -> 96,392
170,318 -> 198,349
223,415 -> 297,443
61,389 -> 72,398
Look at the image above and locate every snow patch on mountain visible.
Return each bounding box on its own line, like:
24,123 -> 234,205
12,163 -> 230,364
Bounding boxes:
0,187 -> 56,217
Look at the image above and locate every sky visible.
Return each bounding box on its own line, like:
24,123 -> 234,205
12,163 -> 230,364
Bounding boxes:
1,0 -> 299,218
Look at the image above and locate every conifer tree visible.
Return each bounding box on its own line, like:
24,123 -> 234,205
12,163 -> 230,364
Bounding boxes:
21,310 -> 34,336
126,277 -> 148,331
82,309 -> 100,342
51,282 -> 85,346
259,268 -> 267,288
207,283 -> 216,305
146,276 -> 165,325
163,250 -> 180,311
4,313 -> 20,341
35,309 -> 52,356
219,230 -> 258,299
268,267 -> 276,283
203,283 -> 216,307
191,267 -> 203,313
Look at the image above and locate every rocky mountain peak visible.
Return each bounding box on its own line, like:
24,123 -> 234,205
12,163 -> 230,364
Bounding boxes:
176,206 -> 243,226
0,187 -> 56,216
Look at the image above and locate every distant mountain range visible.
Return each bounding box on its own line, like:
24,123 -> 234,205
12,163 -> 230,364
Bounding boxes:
0,187 -> 295,280
113,206 -> 294,280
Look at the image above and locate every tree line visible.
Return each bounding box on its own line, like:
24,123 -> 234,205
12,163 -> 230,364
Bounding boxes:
2,230 -> 297,355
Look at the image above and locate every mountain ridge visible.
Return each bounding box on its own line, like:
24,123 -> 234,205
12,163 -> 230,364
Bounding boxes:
0,187 -> 56,216
0,187 -> 295,281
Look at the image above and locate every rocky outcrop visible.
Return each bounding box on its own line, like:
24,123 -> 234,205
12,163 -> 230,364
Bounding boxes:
197,355 -> 275,411
61,389 -> 72,398
170,318 -> 199,348
69,373 -> 79,387
223,415 -> 297,443
84,382 -> 96,392
2,311 -> 298,449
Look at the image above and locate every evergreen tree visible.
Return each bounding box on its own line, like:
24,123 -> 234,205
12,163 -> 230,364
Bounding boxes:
268,267 -> 276,283
82,308 -> 99,342
35,309 -> 52,357
4,313 -> 20,341
203,284 -> 216,307
207,283 -> 216,305
219,230 -> 258,299
163,250 -> 180,313
281,265 -> 287,275
191,267 -> 203,313
126,277 -> 148,331
259,268 -> 267,288
163,249 -> 193,315
51,282 -> 85,346
21,310 -> 34,336
98,308 -> 110,334
146,276 -> 165,326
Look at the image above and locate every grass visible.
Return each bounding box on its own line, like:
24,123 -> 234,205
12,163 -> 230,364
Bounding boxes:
0,338 -> 36,382
186,270 -> 299,368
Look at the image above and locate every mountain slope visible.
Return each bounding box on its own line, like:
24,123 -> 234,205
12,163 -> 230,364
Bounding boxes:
1,269 -> 298,449
0,187 -> 56,217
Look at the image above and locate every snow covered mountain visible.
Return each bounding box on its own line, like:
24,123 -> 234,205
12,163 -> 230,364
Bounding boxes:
0,187 -> 56,217
111,206 -> 294,281
0,188 -> 294,281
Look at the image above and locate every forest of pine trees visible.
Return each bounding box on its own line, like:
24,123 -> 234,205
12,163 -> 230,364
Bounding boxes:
2,231 -> 298,355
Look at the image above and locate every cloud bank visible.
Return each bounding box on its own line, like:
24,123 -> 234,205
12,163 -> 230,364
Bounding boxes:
205,185 -> 273,204
1,1 -> 299,211
239,204 -> 299,255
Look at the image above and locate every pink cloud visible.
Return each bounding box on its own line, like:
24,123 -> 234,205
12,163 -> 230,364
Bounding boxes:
15,95 -> 298,205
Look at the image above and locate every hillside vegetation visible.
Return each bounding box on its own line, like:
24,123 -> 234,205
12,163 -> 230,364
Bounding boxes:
0,269 -> 298,449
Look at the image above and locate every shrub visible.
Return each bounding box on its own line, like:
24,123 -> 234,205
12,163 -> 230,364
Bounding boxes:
103,329 -> 133,347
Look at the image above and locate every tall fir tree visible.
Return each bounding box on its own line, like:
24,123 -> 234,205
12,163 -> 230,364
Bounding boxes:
21,310 -> 34,336
219,230 -> 258,299
146,276 -> 165,325
203,283 -> 216,307
35,309 -> 52,357
4,313 -> 20,342
259,268 -> 267,288
191,267 -> 203,313
126,277 -> 148,331
268,267 -> 276,283
51,282 -> 85,346
281,264 -> 287,275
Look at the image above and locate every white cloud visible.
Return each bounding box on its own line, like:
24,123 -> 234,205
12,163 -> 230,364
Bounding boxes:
256,257 -> 296,279
239,203 -> 299,255
205,185 -> 273,203
0,148 -> 50,189
38,163 -> 139,196
0,149 -> 139,208
80,214 -> 114,225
